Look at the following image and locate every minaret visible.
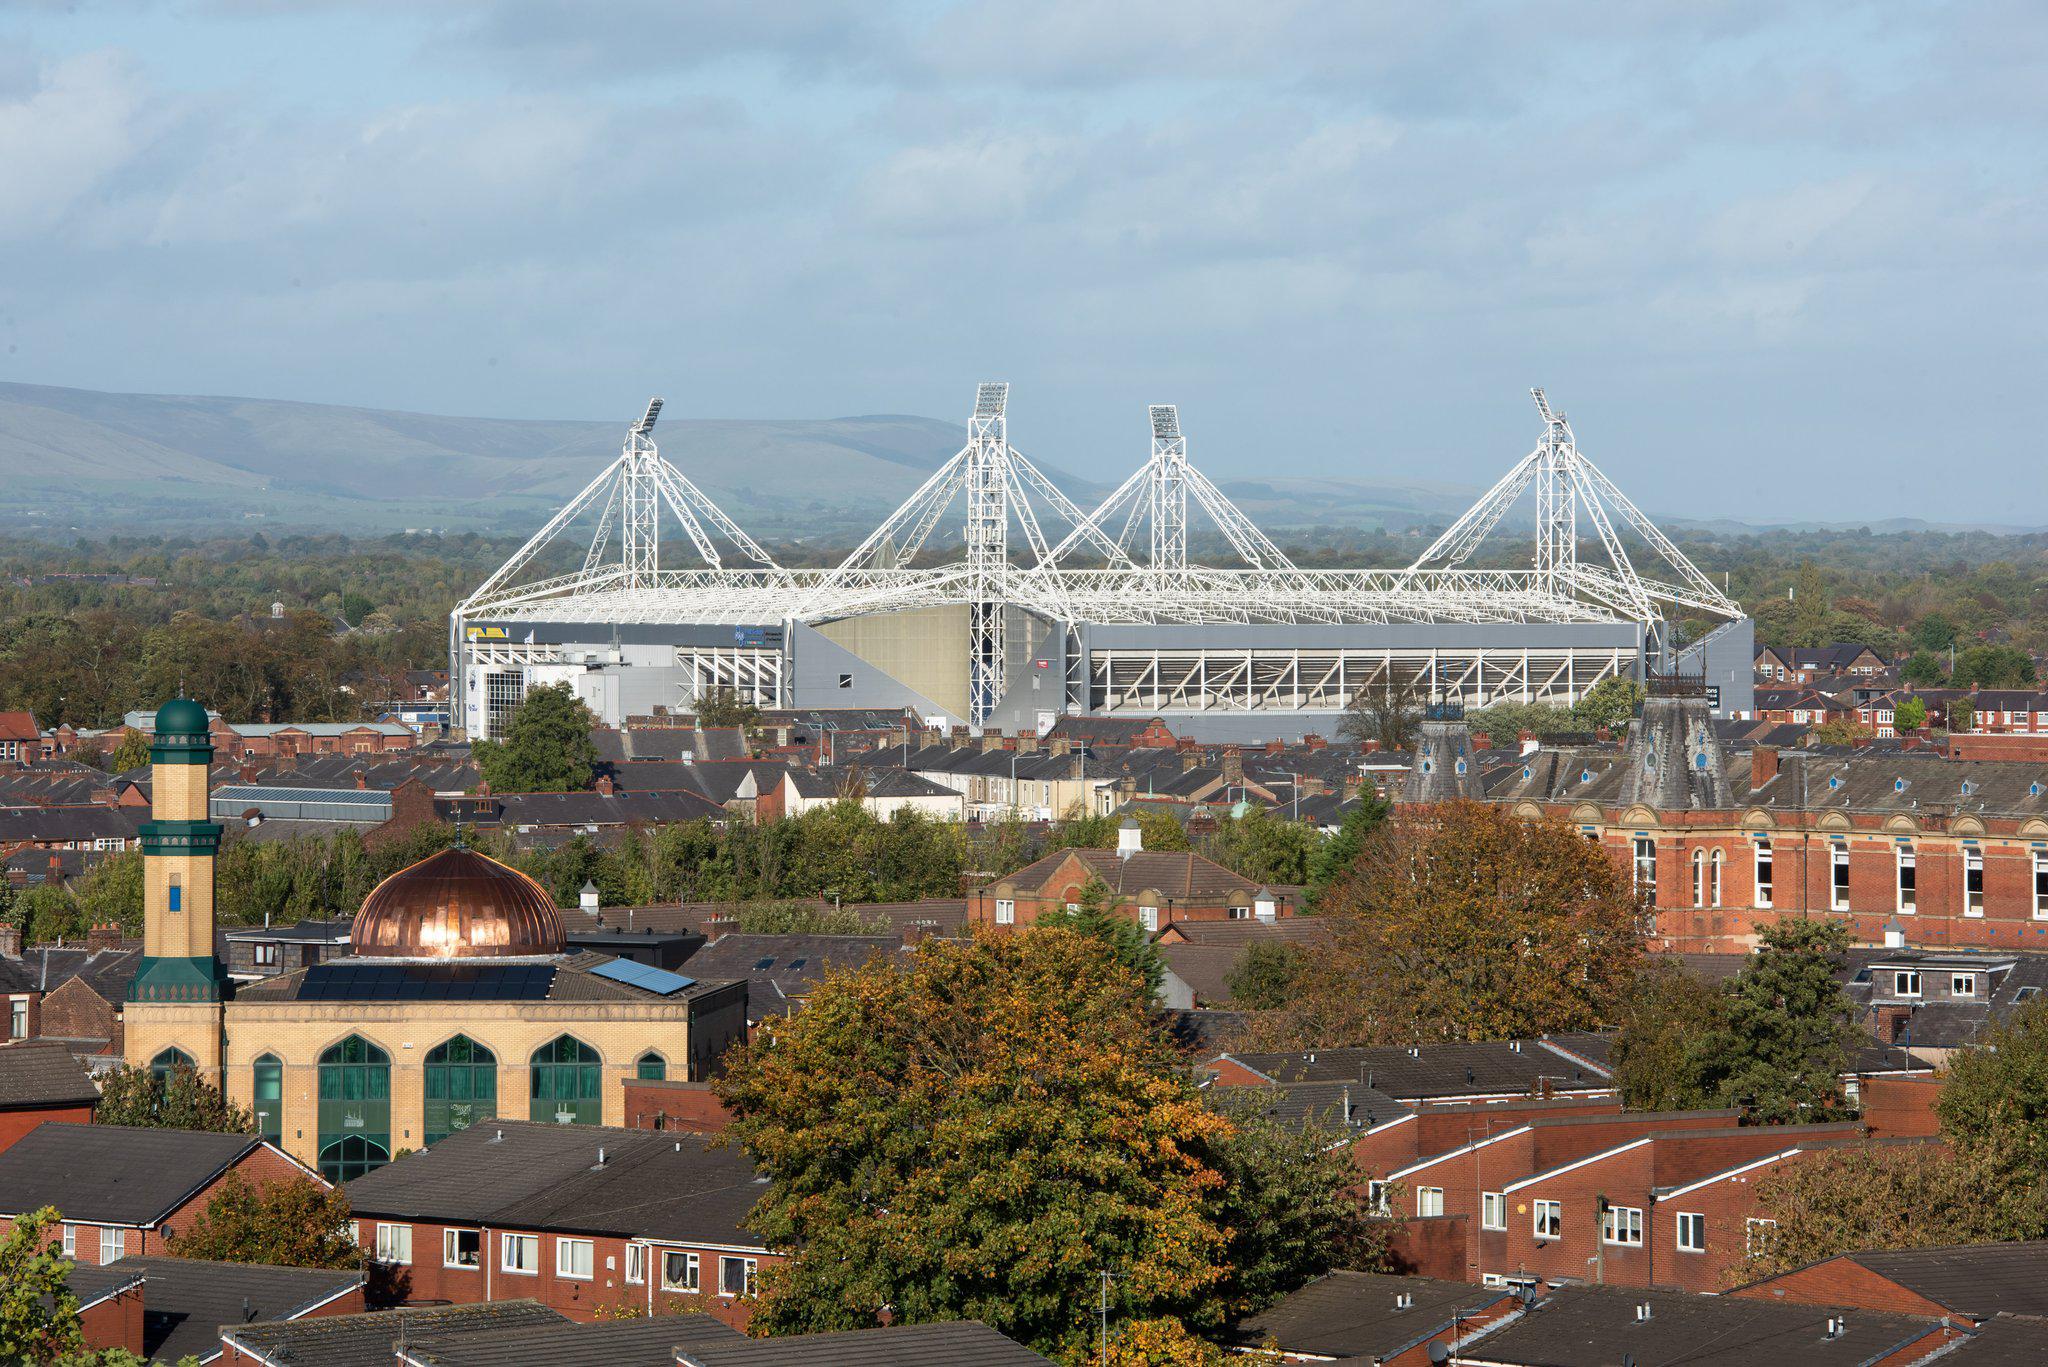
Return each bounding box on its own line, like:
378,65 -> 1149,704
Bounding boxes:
125,698 -> 227,1076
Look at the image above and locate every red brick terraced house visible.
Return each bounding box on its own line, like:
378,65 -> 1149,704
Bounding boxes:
969,827 -> 1299,933
1730,1239 -> 2048,1325
1482,682 -> 2048,953
344,1120 -> 778,1328
0,1123 -> 324,1266
0,1039 -> 100,1153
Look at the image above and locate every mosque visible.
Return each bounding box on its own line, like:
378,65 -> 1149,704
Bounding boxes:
122,699 -> 747,1180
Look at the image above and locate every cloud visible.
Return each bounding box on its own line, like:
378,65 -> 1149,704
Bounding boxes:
0,49 -> 154,241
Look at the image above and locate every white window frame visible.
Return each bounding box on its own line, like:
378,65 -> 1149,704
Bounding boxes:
1896,970 -> 1922,998
661,1250 -> 700,1293
1481,1192 -> 1506,1230
1228,905 -> 1252,920
1745,1217 -> 1777,1256
443,1228 -> 481,1269
2036,852 -> 2048,920
8,997 -> 24,1039
1692,849 -> 1706,908
1417,1186 -> 1444,1218
1754,838 -> 1773,908
1952,973 -> 1977,999
1897,847 -> 1916,913
719,1255 -> 758,1297
62,1223 -> 75,1258
1139,905 -> 1158,932
100,1227 -> 124,1263
994,898 -> 1014,926
1675,1211 -> 1706,1253
1967,850 -> 1985,917
374,1222 -> 412,1265
1632,838 -> 1656,898
1366,1181 -> 1391,1216
555,1237 -> 594,1281
1533,1200 -> 1562,1240
1602,1205 -> 1644,1247
253,942 -> 280,967
1831,846 -> 1851,911
1709,849 -> 1723,908
500,1233 -> 539,1275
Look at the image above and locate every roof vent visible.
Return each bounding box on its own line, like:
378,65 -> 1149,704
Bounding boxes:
1395,1292 -> 1414,1310
1824,1316 -> 1845,1339
596,1146 -> 606,1167
490,1129 -> 504,1143
1408,1046 -> 1421,1058
1509,1040 -> 1522,1053
1636,1302 -> 1652,1322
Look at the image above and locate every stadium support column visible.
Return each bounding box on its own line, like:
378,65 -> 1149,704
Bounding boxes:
966,383 -> 1010,728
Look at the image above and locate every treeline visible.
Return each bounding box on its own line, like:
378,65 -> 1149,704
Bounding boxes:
4,798 -> 1371,944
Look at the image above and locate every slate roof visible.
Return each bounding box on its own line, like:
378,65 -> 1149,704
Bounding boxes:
0,805 -> 145,844
224,1301 -> 568,1367
0,1123 -> 261,1225
232,950 -> 730,1006
117,1254 -> 364,1365
345,1122 -> 770,1248
668,1321 -> 1057,1365
63,1261 -> 147,1310
1211,1079 -> 1410,1135
485,790 -> 730,828
1239,1271 -> 1511,1359
1215,1039 -> 1612,1100
0,1039 -> 101,1109
401,1313 -> 742,1367
996,848 -> 1261,901
1464,1284 -> 1948,1366
683,933 -> 898,1019
1793,1242 -> 2048,1321
1945,1315 -> 2048,1364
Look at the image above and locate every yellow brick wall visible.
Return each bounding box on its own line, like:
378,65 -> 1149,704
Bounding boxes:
221,1001 -> 695,1168
124,1002 -> 225,1079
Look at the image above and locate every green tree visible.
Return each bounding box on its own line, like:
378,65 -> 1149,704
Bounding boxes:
693,686 -> 763,729
733,901 -> 889,935
1697,918 -> 1857,1124
96,1065 -> 255,1134
166,1173 -> 361,1269
1201,807 -> 1317,886
11,883 -> 83,943
1790,560 -> 1830,646
1808,718 -> 1873,747
1893,696 -> 1927,732
1037,878 -> 1165,999
1224,942 -> 1302,1010
1304,793 -> 1389,905
1948,699 -> 1976,734
0,1207 -> 85,1363
1952,643 -> 2035,689
1253,803 -> 1644,1048
1610,961 -> 1729,1111
1571,677 -> 1646,733
472,684 -> 600,793
1936,996 -> 2048,1178
1898,651 -> 1946,687
338,590 -> 375,626
73,851 -> 144,936
718,929 -> 1246,1358
1909,613 -> 1958,653
1465,701 -> 1575,748
102,728 -> 153,773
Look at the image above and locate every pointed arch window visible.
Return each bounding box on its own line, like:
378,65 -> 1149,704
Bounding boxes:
252,1054 -> 283,1145
531,1036 -> 602,1126
424,1036 -> 498,1145
635,1051 -> 667,1083
317,1035 -> 390,1182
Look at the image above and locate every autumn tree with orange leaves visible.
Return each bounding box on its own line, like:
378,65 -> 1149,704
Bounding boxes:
718,926 -> 1381,1362
1250,800 -> 1646,1048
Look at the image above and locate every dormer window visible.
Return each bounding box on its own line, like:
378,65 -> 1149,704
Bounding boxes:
1829,776 -> 1843,790
1894,777 -> 1908,793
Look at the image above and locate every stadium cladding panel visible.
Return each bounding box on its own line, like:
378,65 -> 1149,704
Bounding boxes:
453,387 -> 1755,743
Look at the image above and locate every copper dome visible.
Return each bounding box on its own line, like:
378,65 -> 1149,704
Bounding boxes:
350,846 -> 566,959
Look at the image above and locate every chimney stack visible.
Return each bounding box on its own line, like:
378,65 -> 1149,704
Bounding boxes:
86,923 -> 123,953
0,923 -> 19,958
1751,745 -> 1780,789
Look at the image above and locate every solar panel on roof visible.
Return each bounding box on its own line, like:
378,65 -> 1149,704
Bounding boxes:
589,958 -> 695,996
299,963 -> 555,1002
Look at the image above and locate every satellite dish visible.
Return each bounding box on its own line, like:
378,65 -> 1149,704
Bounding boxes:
1428,1343 -> 1450,1365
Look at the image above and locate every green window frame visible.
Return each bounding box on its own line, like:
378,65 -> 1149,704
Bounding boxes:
530,1036 -> 602,1126
317,1035 -> 391,1182
423,1035 -> 498,1145
635,1051 -> 667,1082
150,1047 -> 195,1081
252,1054 -> 283,1145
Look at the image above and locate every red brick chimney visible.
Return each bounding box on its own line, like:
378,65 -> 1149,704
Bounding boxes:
1303,733 -> 1326,751
0,922 -> 20,958
1751,746 -> 1780,789
354,769 -> 369,790
86,923 -> 123,953
595,773 -> 616,795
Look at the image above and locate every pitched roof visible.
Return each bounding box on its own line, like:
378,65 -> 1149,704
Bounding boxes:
1945,1314 -> 2048,1364
225,1300 -> 568,1367
0,1123 -> 260,1225
669,1321 -> 1057,1365
400,1313 -> 743,1367
1216,1040 -> 1610,1100
0,1039 -> 100,1109
996,848 -> 1260,902
1464,1284 -> 1948,1367
1239,1271 -> 1510,1359
117,1254 -> 364,1365
1822,1242 -> 2048,1321
345,1122 -> 770,1248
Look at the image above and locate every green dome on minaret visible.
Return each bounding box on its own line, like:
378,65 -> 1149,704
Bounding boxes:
151,698 -> 213,764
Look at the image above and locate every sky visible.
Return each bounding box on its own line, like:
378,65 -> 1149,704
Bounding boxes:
2,0 -> 2045,522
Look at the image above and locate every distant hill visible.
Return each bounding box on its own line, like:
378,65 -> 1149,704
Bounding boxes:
0,380 -> 1477,539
